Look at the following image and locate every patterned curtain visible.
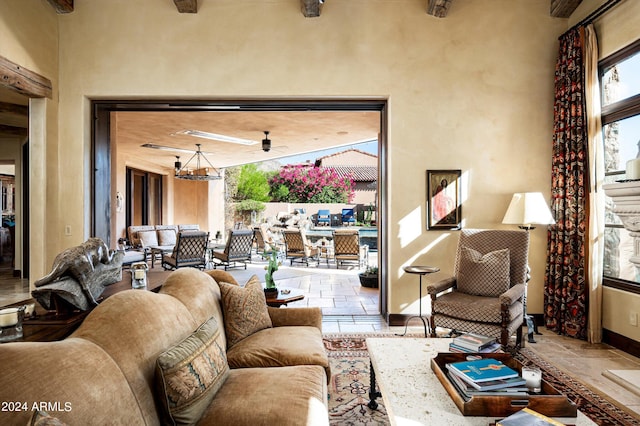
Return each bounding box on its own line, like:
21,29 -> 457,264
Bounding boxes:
545,27 -> 589,340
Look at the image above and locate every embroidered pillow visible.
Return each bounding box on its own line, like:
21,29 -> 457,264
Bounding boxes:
219,275 -> 272,348
157,229 -> 177,246
138,230 -> 159,248
457,247 -> 510,297
155,317 -> 229,426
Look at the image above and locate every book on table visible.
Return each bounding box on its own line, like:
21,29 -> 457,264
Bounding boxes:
448,368 -> 527,391
449,341 -> 501,354
496,407 -> 567,425
452,332 -> 496,351
446,372 -> 528,401
446,358 -> 519,383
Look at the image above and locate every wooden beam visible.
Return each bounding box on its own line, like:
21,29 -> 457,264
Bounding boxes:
0,125 -> 28,137
427,0 -> 453,18
173,0 -> 197,13
0,102 -> 28,118
301,0 -> 321,18
550,0 -> 583,18
45,0 -> 73,14
0,55 -> 53,99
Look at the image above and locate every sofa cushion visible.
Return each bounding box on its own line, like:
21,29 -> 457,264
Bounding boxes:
197,366 -> 328,426
227,326 -> 330,379
28,410 -> 67,426
219,276 -> 272,348
156,317 -> 229,426
158,229 -> 177,246
138,229 -> 159,247
457,246 -> 510,297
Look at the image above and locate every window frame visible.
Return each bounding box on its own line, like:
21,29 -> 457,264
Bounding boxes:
600,37 -> 640,294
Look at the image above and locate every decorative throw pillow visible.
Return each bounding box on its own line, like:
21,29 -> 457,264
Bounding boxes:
219,275 -> 272,348
457,246 -> 511,297
157,229 -> 177,246
155,317 -> 229,426
138,230 -> 159,247
28,410 -> 67,426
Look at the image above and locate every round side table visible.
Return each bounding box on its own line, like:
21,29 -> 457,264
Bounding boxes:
399,265 -> 440,337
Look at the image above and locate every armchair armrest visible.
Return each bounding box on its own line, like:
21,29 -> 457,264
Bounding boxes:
499,283 -> 526,306
267,306 -> 323,331
426,276 -> 456,295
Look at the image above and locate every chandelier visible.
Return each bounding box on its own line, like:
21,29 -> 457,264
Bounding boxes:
174,144 -> 222,180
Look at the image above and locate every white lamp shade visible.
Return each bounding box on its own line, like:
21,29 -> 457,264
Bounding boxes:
502,192 -> 555,227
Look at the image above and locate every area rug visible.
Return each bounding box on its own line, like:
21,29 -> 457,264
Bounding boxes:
323,334 -> 640,426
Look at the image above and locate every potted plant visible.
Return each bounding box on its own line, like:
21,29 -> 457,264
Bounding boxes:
359,266 -> 379,288
264,250 -> 281,296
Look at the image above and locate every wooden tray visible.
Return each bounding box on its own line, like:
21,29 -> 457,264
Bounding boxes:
431,352 -> 577,418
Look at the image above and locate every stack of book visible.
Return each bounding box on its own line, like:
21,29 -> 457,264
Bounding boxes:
446,358 -> 528,401
449,332 -> 501,353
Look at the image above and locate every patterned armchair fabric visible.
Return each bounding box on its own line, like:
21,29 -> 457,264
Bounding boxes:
283,229 -> 319,266
162,231 -> 210,270
212,229 -> 254,270
427,229 -> 529,347
333,230 -> 368,269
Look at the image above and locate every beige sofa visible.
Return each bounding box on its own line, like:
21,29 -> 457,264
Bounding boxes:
0,268 -> 330,425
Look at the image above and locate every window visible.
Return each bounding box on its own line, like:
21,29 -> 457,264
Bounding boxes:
601,39 -> 640,285
126,168 -> 163,228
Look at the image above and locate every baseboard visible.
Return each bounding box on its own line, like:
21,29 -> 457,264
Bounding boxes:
388,313 -> 412,327
603,328 -> 640,359
12,269 -> 20,277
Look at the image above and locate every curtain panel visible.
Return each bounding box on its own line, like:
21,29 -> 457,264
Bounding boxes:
545,27 -> 589,340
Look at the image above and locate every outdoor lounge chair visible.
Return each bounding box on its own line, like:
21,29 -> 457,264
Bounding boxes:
254,224 -> 284,259
282,229 -> 319,267
211,229 -> 254,270
341,208 -> 356,225
316,209 -> 331,226
161,231 -> 209,270
333,229 -> 368,269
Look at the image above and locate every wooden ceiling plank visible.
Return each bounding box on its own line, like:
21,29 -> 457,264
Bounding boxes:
550,0 -> 583,18
0,56 -> 53,99
427,0 -> 453,18
0,125 -> 28,137
0,102 -> 28,117
45,0 -> 73,14
301,0 -> 321,18
173,0 -> 197,13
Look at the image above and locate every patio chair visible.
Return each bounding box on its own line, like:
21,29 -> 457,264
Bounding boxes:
316,209 -> 331,226
341,208 -> 356,225
282,229 -> 320,266
161,231 -> 209,270
211,229 -> 255,270
333,229 -> 368,269
426,228 -> 529,347
254,223 -> 284,259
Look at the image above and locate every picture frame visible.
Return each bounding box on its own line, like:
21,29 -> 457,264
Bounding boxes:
427,169 -> 462,230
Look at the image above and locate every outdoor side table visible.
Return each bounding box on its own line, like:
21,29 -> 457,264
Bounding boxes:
399,265 -> 440,337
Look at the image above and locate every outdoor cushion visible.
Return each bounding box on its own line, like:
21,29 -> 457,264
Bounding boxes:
157,229 -> 177,246
138,230 -> 159,248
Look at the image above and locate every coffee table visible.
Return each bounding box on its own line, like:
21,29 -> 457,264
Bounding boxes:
366,337 -> 597,425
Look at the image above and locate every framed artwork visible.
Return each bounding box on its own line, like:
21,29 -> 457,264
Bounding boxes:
427,169 -> 462,230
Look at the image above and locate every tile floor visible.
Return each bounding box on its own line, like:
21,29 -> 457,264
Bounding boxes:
2,253 -> 640,417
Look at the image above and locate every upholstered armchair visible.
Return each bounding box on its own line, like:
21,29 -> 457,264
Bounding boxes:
427,229 -> 529,347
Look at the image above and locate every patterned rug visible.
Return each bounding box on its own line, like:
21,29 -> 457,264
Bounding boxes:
323,333 -> 640,426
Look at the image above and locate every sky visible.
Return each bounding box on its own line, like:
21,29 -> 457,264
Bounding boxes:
609,52 -> 640,168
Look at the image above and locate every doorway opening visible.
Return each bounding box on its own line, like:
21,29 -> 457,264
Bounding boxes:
92,99 -> 388,318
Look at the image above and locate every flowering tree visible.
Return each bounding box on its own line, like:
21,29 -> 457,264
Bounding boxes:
269,165 -> 355,203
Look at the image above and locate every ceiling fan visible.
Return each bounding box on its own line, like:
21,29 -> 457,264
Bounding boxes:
259,130 -> 289,154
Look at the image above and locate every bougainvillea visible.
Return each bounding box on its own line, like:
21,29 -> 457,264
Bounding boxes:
269,165 -> 355,203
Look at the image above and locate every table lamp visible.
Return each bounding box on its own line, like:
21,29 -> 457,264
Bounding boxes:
502,192 -> 555,343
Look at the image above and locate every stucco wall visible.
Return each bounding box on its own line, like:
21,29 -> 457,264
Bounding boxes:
0,1 -> 59,282
51,0 -> 566,316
